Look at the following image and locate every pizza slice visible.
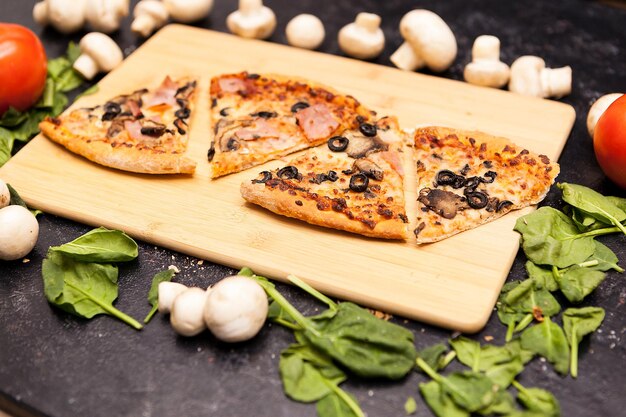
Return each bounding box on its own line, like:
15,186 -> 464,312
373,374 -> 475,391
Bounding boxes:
208,72 -> 377,178
413,126 -> 560,243
39,76 -> 197,174
240,117 -> 409,239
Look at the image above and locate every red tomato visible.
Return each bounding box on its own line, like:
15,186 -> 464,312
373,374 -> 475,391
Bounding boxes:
0,23 -> 48,115
594,94 -> 626,189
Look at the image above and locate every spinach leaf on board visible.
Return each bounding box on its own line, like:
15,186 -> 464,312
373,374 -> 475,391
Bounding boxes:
51,227 -> 138,262
143,269 -> 176,324
514,207 -> 597,268
419,380 -> 470,417
553,265 -> 605,304
512,381 -> 561,417
42,251 -> 142,330
558,183 -> 626,234
520,316 -> 569,375
562,307 -> 605,378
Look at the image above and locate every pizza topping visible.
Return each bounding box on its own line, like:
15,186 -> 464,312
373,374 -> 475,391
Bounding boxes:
354,158 -> 384,181
290,101 -> 310,113
102,101 -> 122,121
175,107 -> 190,119
173,118 -> 187,135
252,171 -> 272,184
207,142 -> 215,161
295,103 -> 340,141
145,76 -> 177,107
235,119 -> 280,140
482,170 -> 497,183
418,188 -> 468,219
435,169 -> 465,188
327,135 -> 349,152
349,173 -> 369,192
345,135 -> 387,159
219,77 -> 248,93
277,166 -> 299,180
124,120 -> 155,141
379,151 -> 404,177
251,111 -> 277,119
465,191 -> 489,209
497,200 -> 514,212
139,119 -> 167,137
359,122 -> 377,137
220,137 -> 240,152
107,120 -> 125,137
220,107 -> 231,117
311,170 -> 339,184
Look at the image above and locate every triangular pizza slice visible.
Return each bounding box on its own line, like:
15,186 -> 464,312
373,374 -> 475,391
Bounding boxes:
208,72 -> 377,178
413,126 -> 560,243
40,76 -> 197,174
240,116 -> 409,239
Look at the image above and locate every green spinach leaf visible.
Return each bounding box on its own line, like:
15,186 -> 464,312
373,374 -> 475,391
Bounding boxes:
42,251 -> 142,330
404,396 -> 417,415
558,183 -> 626,234
316,390 -> 362,417
143,269 -> 176,324
514,207 -> 597,268
525,261 -> 558,291
563,307 -> 605,378
512,381 -> 560,417
554,265 -> 605,303
51,227 -> 138,262
520,316 -> 569,375
417,343 -> 450,372
477,389 -> 515,416
419,380 -> 470,417
585,241 -> 623,272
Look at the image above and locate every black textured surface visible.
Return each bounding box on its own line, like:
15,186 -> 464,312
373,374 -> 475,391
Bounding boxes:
1,1 -> 625,416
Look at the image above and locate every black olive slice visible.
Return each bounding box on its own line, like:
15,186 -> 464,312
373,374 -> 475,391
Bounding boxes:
226,138 -> 239,151
497,200 -> 514,212
349,173 -> 369,192
277,166 -> 299,179
175,107 -> 191,119
173,118 -> 187,135
140,120 -> 167,137
251,111 -> 277,119
359,122 -> 377,137
466,191 -> 489,209
246,73 -> 260,79
482,171 -> 497,183
252,171 -> 272,184
327,170 -> 338,182
327,136 -> 349,152
219,107 -> 230,117
291,101 -> 310,113
207,142 -> 215,161
451,175 -> 466,189
103,102 -> 121,115
463,176 -> 481,192
460,164 -> 471,176
436,170 -> 457,186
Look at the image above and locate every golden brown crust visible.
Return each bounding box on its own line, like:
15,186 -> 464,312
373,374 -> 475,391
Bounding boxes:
209,71 -> 377,178
39,120 -> 196,174
413,126 -> 560,243
39,77 -> 197,175
240,119 -> 409,240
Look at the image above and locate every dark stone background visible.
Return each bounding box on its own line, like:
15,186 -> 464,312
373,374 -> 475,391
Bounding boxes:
0,1 -> 624,416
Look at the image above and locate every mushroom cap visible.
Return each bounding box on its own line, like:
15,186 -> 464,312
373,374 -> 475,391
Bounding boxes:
134,0 -> 169,22
157,281 -> 188,314
204,275 -> 268,343
586,93 -> 623,138
41,0 -> 87,34
338,12 -> 385,60
163,0 -> 213,23
508,55 -> 546,97
0,205 -> 39,261
85,0 -> 129,33
399,9 -> 457,72
226,0 -> 276,39
170,287 -> 208,336
0,180 -> 9,209
78,32 -> 124,72
285,14 -> 325,50
464,60 -> 510,88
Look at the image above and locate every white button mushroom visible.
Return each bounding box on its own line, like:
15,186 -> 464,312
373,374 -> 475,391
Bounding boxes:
226,0 -> 276,40
85,0 -> 129,33
157,281 -> 188,314
0,180 -> 9,209
587,93 -> 624,138
73,32 -> 124,80
131,0 -> 170,38
170,287 -> 208,336
338,12 -> 385,60
0,205 -> 39,261
33,0 -> 87,34
285,14 -> 325,50
390,9 -> 457,72
463,35 -> 510,88
163,0 -> 213,23
203,275 -> 268,343
508,55 -> 572,98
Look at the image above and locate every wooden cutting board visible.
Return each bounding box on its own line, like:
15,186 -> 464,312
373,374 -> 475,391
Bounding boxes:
0,25 -> 575,332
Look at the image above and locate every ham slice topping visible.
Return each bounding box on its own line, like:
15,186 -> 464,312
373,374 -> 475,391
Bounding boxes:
144,76 -> 177,107
234,119 -> 280,141
124,120 -> 157,142
295,103 -> 339,141
379,151 -> 404,178
219,77 -> 248,93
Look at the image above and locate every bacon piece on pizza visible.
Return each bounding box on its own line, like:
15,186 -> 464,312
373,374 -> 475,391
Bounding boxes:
413,126 -> 560,243
39,76 -> 197,174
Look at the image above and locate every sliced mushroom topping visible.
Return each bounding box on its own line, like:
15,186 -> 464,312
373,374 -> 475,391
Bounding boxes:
106,120 -> 125,137
353,158 -> 384,181
418,188 -> 468,219
140,120 -> 167,137
344,135 -> 388,159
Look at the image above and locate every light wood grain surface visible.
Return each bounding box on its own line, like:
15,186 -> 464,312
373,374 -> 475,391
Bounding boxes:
0,25 -> 575,332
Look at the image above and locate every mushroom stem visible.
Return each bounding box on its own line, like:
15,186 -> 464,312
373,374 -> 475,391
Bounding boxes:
540,66 -> 572,98
131,14 -> 156,37
240,0 -> 261,15
355,12 -> 381,32
73,54 -> 99,80
390,41 -> 425,71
